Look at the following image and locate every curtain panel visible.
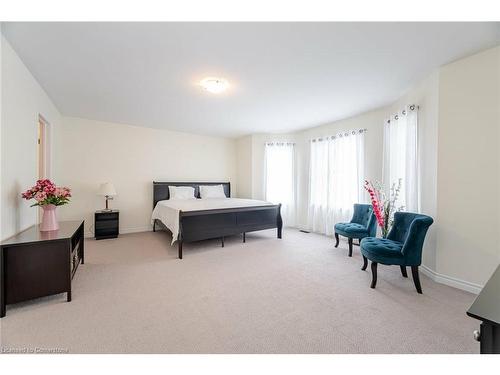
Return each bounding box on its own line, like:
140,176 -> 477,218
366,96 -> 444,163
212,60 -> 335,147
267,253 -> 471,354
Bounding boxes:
383,105 -> 419,212
307,129 -> 365,235
264,142 -> 296,226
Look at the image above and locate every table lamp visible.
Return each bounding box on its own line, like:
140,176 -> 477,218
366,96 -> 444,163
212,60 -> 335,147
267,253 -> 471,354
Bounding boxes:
98,182 -> 117,212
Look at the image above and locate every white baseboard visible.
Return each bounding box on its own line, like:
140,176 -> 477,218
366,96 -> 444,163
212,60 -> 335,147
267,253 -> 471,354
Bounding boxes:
85,226 -> 151,238
420,265 -> 483,295
288,224 -> 310,232
120,226 -> 152,234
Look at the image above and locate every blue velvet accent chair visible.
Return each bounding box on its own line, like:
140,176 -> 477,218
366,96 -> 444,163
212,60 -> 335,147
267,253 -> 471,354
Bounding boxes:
334,204 -> 377,257
360,211 -> 434,294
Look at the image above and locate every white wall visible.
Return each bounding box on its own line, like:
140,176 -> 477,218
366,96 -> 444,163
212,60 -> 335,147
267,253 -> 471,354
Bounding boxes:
235,135 -> 253,199
54,117 -> 237,236
436,46 -> 500,287
1,35 -> 62,240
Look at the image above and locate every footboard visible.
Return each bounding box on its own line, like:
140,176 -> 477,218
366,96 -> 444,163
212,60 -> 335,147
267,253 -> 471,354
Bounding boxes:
177,204 -> 282,259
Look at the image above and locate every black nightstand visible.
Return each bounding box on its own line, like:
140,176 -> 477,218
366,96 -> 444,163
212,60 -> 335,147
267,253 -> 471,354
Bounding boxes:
95,210 -> 119,240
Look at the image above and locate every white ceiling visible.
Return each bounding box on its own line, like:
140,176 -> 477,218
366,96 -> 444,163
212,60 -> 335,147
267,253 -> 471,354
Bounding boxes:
2,22 -> 499,137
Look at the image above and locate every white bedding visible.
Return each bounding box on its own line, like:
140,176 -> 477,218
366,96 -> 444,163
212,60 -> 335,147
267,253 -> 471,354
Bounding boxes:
151,198 -> 273,244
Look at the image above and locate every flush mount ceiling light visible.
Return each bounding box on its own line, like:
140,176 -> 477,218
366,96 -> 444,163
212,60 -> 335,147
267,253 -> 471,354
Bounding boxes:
199,77 -> 229,94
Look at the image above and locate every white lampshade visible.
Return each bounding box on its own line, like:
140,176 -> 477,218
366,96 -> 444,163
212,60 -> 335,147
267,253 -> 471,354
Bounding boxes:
98,182 -> 117,196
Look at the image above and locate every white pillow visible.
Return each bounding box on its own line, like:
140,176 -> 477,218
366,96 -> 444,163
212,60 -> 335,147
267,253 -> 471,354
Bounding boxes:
199,185 -> 227,199
168,186 -> 195,200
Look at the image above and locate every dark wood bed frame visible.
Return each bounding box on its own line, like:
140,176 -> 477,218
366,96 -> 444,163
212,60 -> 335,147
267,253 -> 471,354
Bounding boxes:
152,182 -> 282,259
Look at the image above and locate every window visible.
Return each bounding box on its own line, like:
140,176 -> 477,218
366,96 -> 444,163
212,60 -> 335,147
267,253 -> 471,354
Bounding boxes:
383,105 -> 419,212
307,130 -> 365,235
265,142 -> 295,226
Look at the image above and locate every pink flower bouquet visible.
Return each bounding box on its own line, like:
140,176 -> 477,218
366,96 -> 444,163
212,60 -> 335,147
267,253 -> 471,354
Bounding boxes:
364,179 -> 403,238
21,179 -> 71,207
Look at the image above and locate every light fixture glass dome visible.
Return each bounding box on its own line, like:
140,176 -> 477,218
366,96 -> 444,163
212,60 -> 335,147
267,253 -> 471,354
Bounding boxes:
199,77 -> 229,94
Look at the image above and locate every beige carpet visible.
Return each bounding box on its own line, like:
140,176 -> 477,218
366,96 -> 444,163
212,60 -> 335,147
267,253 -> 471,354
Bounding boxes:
0,228 -> 479,353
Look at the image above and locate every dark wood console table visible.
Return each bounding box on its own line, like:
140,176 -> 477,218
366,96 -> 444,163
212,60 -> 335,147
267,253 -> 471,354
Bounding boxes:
467,264 -> 500,353
0,220 -> 84,317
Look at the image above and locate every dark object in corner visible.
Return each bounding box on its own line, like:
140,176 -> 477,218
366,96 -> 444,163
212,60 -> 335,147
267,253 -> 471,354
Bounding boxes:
467,264 -> 500,354
95,210 -> 119,240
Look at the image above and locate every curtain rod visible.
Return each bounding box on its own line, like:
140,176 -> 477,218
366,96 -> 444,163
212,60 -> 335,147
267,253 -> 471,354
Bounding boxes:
265,141 -> 295,146
310,128 -> 367,142
386,104 -> 419,123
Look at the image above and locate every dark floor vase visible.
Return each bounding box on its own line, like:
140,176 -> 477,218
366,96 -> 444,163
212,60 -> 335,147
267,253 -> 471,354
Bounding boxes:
360,212 -> 433,294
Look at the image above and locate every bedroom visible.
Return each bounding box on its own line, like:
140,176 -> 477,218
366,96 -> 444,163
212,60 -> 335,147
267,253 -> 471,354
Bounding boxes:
1,1 -> 500,372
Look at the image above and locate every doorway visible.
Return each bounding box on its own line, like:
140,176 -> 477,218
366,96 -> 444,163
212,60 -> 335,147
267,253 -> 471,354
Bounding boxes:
38,116 -> 49,179
37,116 -> 50,222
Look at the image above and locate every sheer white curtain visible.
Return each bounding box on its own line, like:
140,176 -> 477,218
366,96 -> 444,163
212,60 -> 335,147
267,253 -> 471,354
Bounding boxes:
307,130 -> 365,235
383,105 -> 419,212
265,142 -> 296,226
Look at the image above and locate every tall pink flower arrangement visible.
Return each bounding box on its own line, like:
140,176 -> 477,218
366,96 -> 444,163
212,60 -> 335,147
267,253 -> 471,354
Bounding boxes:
364,180 -> 385,228
21,179 -> 71,207
364,179 -> 403,238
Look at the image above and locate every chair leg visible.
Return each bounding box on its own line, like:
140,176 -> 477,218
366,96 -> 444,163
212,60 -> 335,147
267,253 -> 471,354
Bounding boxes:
400,266 -> 408,278
348,238 -> 353,257
411,266 -> 423,294
361,255 -> 368,271
370,262 -> 378,288
334,233 -> 339,248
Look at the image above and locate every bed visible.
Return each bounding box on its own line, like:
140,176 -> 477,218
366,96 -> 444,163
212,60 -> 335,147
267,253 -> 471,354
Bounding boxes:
151,182 -> 282,259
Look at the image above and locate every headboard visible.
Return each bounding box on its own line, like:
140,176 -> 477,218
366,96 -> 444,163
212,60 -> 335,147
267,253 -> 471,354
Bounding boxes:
153,181 -> 231,208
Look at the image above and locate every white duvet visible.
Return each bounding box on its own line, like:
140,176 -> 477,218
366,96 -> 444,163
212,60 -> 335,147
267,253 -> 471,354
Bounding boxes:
151,198 -> 273,244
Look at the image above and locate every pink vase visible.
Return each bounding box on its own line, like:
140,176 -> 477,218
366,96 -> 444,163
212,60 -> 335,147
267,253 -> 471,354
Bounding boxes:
40,204 -> 59,231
